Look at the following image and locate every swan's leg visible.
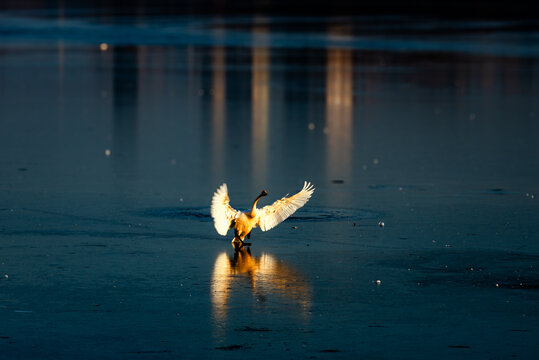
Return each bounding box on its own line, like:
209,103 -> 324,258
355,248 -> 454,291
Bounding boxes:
231,235 -> 251,249
232,236 -> 242,244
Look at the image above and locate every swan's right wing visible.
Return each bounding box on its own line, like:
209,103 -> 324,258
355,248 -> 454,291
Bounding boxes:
211,184 -> 238,236
257,181 -> 315,232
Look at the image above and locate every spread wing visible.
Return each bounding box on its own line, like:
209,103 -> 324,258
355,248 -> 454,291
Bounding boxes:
211,184 -> 238,236
257,181 -> 315,232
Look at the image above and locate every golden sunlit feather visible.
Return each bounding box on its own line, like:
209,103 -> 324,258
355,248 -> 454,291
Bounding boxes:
210,183 -> 238,236
257,181 -> 315,231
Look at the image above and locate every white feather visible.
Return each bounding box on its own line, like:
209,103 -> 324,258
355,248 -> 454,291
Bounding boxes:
211,184 -> 238,236
257,181 -> 315,232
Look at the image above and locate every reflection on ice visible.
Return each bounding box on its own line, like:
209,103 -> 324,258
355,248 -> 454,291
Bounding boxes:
211,248 -> 311,337
251,21 -> 270,187
326,25 -> 354,184
211,46 -> 227,179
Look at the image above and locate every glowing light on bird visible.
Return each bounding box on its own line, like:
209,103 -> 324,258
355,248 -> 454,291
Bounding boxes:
211,182 -> 315,246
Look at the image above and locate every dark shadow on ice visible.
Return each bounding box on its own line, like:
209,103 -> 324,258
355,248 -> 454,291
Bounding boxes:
113,45 -> 139,184
383,249 -> 539,290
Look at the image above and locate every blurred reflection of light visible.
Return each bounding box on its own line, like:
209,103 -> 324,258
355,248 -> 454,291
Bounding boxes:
251,19 -> 270,188
187,46 -> 202,120
211,248 -> 311,340
326,25 -> 354,184
211,46 -> 227,179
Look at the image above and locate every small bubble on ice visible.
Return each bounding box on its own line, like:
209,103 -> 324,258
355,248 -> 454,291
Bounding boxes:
179,198 -> 183,202
105,149 -> 111,157
308,123 -> 315,130
376,280 -> 381,285
378,221 -> 385,227
3,274 -> 8,279
99,43 -> 109,51
373,158 -> 379,165
362,165 -> 367,170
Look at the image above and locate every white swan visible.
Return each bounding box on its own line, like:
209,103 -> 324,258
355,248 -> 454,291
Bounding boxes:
211,181 -> 315,246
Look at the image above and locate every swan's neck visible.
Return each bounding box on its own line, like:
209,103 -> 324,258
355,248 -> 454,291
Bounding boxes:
249,190 -> 267,217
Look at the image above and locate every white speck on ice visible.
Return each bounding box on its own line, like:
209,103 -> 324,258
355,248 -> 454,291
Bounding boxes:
99,43 -> 108,51
373,158 -> 379,165
105,149 -> 111,156
378,221 -> 385,227
376,280 -> 381,285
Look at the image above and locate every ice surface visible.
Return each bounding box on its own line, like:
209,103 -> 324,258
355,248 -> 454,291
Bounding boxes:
1,4 -> 538,359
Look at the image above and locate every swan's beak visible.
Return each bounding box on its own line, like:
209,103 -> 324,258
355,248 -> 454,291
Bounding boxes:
261,190 -> 268,196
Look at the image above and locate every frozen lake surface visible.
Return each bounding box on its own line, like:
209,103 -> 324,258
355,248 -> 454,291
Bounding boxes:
1,5 -> 538,359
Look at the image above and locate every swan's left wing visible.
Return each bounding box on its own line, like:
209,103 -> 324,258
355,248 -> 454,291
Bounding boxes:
211,184 -> 238,236
257,181 -> 315,232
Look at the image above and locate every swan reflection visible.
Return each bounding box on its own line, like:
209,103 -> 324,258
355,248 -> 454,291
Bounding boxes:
211,248 -> 311,329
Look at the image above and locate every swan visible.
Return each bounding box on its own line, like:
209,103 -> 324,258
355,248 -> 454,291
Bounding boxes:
211,181 -> 315,246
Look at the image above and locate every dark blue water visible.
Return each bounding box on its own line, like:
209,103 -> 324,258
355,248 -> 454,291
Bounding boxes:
1,5 -> 538,359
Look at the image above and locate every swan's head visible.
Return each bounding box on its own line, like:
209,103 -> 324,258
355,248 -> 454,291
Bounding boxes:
260,190 -> 268,197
